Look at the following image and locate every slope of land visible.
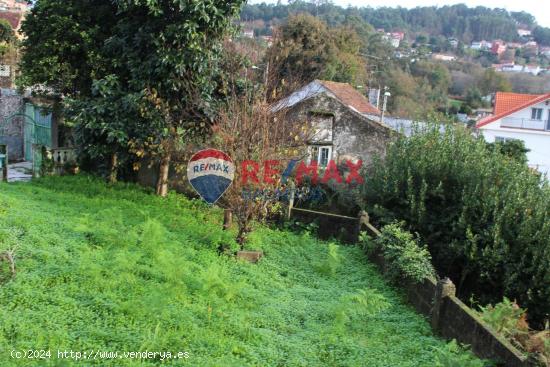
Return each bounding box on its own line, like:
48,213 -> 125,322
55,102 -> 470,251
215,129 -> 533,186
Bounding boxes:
0,176 -> 476,366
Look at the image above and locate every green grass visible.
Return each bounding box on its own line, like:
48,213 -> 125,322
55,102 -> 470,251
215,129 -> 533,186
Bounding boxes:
0,176 -> 477,366
448,98 -> 463,108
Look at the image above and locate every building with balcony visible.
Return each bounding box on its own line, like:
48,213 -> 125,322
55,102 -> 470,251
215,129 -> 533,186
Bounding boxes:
476,92 -> 550,175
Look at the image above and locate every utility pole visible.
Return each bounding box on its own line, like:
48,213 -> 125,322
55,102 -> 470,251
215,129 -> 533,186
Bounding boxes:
380,87 -> 391,124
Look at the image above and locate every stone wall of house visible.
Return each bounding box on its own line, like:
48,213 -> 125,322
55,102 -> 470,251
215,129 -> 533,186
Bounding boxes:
285,93 -> 395,168
0,93 -> 24,161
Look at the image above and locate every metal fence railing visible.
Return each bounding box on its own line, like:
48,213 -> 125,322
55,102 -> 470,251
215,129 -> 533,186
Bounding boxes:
501,117 -> 550,131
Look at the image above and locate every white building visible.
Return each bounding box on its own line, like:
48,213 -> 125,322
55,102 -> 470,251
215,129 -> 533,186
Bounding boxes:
476,92 -> 550,175
432,53 -> 456,62
517,28 -> 532,37
242,29 -> 254,39
471,40 -> 492,50
494,63 -> 542,75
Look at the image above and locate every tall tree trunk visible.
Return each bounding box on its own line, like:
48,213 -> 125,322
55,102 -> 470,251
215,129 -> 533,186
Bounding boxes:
156,153 -> 171,197
109,152 -> 118,184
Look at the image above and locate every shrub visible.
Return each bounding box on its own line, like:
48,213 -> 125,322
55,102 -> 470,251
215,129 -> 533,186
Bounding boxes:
366,223 -> 436,283
478,298 -> 550,362
478,297 -> 528,340
362,123 -> 550,327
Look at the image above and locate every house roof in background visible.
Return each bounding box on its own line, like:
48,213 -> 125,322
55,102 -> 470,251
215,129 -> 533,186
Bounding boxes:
317,80 -> 380,115
272,79 -> 380,115
494,92 -> 543,115
0,11 -> 21,29
476,92 -> 550,128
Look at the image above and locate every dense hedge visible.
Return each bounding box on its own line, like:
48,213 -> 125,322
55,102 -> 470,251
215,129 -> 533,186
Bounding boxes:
360,123 -> 550,327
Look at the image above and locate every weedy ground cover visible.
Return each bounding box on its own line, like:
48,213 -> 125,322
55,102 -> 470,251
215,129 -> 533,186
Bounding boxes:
0,176 -> 481,366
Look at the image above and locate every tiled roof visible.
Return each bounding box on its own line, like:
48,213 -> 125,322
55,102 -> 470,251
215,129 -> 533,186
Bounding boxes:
476,91 -> 550,128
0,11 -> 22,29
493,92 -> 543,115
318,80 -> 380,115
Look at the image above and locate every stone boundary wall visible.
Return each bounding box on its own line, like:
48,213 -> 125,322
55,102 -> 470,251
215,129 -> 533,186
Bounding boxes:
0,94 -> 24,161
367,249 -> 535,367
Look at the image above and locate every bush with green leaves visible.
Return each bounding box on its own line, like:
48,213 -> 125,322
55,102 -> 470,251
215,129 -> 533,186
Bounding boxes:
364,223 -> 436,284
361,123 -> 550,327
478,297 -> 528,340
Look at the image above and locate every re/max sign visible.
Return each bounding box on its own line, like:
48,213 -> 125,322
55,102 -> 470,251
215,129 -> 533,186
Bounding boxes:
240,159 -> 364,185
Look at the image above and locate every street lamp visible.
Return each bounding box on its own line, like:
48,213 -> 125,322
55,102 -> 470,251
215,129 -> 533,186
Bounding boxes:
381,89 -> 391,124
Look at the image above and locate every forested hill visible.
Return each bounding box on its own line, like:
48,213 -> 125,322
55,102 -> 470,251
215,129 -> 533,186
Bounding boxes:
241,2 -> 550,46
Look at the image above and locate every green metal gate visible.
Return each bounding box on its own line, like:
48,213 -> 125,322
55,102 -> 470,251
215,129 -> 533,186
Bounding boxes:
1,104 -> 52,162
24,103 -> 52,161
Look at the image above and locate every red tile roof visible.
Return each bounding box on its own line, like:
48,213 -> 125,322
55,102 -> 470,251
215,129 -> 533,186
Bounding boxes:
0,11 -> 22,30
494,92 -> 542,115
318,80 -> 380,115
476,91 -> 550,128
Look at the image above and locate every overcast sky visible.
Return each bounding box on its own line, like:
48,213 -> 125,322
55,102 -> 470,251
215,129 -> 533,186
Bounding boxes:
247,0 -> 550,28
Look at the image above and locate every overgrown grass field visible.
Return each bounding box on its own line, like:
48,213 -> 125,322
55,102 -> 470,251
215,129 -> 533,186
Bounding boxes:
0,176 -> 477,366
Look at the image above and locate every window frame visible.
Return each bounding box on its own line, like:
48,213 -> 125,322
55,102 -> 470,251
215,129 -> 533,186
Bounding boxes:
531,108 -> 543,120
308,145 -> 332,167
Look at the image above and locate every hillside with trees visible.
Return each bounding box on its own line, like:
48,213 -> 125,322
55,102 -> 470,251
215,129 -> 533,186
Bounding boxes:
242,2 -> 550,46
258,13 -> 513,119
239,3 -> 550,119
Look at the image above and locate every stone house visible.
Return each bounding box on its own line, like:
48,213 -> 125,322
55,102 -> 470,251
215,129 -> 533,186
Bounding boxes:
273,80 -> 395,168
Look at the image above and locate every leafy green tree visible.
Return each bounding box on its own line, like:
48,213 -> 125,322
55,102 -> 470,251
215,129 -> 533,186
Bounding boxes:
533,26 -> 550,46
107,0 -> 245,196
267,14 -> 367,99
18,0 -> 118,97
464,87 -> 483,109
0,19 -> 14,44
266,14 -> 335,98
478,68 -> 512,95
69,76 -> 162,182
511,11 -> 536,28
20,0 -> 244,192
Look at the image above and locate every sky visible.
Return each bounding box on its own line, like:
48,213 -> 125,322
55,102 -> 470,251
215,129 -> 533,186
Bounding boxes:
248,0 -> 550,28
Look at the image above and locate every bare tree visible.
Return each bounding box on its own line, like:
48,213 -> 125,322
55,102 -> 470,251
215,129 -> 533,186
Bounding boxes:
213,95 -> 310,248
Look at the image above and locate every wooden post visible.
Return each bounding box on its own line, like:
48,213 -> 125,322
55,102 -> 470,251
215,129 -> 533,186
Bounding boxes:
286,184 -> 295,220
358,210 -> 381,238
431,277 -> 456,333
1,145 -> 7,182
109,152 -> 118,184
223,209 -> 232,231
355,211 -> 366,243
